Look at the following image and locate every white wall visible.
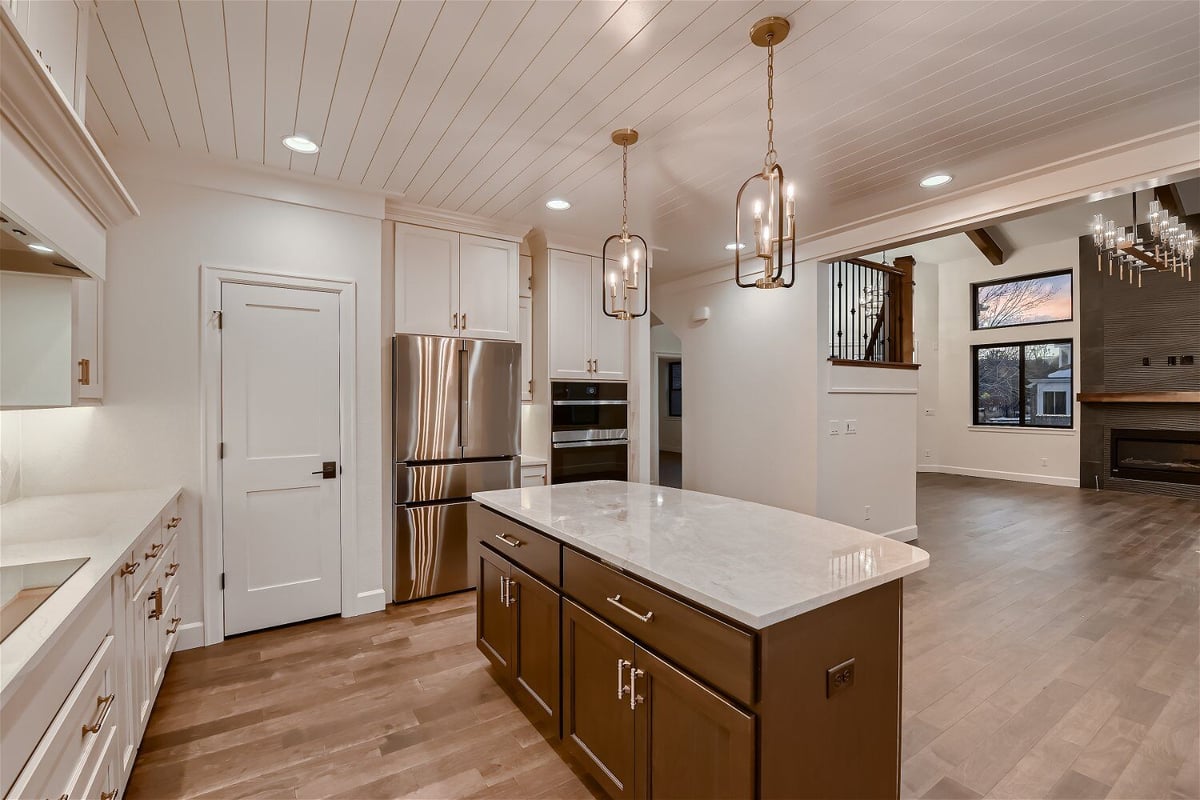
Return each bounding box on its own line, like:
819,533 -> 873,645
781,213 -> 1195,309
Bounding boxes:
0,410 -> 20,503
11,164 -> 388,645
918,236 -> 1081,486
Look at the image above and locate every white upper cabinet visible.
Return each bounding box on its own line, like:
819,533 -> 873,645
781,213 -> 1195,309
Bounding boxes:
519,296 -> 532,402
548,250 -> 593,380
519,254 -> 532,299
459,233 -> 518,341
9,0 -> 89,114
72,276 -> 102,402
393,223 -> 518,341
591,258 -> 629,381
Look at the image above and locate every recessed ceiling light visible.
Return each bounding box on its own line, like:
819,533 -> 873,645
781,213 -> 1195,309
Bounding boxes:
920,173 -> 952,188
725,242 -> 746,251
545,198 -> 571,211
27,243 -> 54,254
281,135 -> 320,154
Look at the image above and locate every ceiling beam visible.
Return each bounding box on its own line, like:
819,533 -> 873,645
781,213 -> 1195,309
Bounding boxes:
964,228 -> 1006,265
1153,184 -> 1184,219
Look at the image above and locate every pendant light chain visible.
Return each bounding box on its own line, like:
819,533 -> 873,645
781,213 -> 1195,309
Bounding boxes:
763,36 -> 777,173
621,141 -> 629,240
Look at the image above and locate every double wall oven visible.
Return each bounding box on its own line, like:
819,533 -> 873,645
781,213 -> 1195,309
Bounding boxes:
551,381 -> 629,484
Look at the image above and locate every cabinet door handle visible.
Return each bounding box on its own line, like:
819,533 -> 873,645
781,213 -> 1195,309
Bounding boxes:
499,575 -> 509,607
78,358 -> 90,385
148,587 -> 163,620
506,578 -> 517,608
82,693 -> 116,736
166,562 -> 180,577
461,312 -> 467,329
120,560 -> 140,576
101,791 -> 117,800
494,533 -> 523,548
145,542 -> 164,559
452,312 -> 458,329
167,516 -> 182,529
616,658 -> 631,701
629,667 -> 645,710
606,594 -> 653,623
167,616 -> 182,635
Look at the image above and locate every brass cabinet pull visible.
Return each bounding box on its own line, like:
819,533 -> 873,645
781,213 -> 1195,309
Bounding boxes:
100,791 -> 117,800
606,594 -> 654,623
494,533 -> 523,548
167,616 -> 182,635
145,542 -> 164,559
629,667 -> 645,710
78,358 -> 90,385
166,562 -> 180,577
452,312 -> 458,329
120,560 -> 140,576
166,516 -> 182,529
148,588 -> 163,620
82,693 -> 116,736
594,358 -> 599,372
616,658 -> 631,701
461,312 -> 467,329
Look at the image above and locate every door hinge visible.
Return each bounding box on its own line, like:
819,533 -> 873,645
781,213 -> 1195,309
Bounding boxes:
218,442 -> 224,459
219,572 -> 225,590
213,310 -> 223,329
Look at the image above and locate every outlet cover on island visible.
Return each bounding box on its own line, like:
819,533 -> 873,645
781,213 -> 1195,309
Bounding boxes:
845,420 -> 857,435
829,420 -> 840,436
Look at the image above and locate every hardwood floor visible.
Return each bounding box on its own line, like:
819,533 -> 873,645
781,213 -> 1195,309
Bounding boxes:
127,475 -> 1199,800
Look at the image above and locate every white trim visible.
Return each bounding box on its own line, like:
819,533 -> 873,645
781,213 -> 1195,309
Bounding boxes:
918,464 -> 1080,488
385,197 -> 530,243
880,525 -> 918,543
828,387 -> 919,395
175,621 -> 204,652
355,588 -> 387,616
200,265 -> 359,646
965,425 -> 1076,436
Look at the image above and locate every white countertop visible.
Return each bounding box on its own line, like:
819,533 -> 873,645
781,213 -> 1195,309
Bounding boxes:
0,487 -> 181,703
473,481 -> 929,630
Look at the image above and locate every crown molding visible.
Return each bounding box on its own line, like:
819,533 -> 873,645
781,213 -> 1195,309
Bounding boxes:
0,7 -> 138,230
384,198 -> 531,243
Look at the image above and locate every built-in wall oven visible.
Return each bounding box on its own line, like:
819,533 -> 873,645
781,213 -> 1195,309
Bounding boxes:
550,381 -> 629,484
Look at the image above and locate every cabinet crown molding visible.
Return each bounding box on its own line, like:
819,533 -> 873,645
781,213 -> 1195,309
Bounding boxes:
385,198 -> 530,243
0,7 -> 139,230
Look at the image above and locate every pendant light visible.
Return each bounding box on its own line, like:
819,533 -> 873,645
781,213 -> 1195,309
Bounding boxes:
735,17 -> 796,289
601,128 -> 649,320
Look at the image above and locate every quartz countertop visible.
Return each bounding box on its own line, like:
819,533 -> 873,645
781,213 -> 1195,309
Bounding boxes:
473,481 -> 929,630
0,487 -> 181,703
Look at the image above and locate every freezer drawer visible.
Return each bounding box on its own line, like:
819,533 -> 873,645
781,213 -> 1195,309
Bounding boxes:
394,501 -> 472,601
394,458 -> 518,504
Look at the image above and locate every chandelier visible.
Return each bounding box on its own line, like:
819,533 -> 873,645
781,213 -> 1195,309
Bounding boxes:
1091,192 -> 1194,287
601,128 -> 648,320
735,17 -> 796,290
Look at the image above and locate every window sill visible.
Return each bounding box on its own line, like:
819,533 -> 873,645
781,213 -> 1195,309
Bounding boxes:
967,425 -> 1076,436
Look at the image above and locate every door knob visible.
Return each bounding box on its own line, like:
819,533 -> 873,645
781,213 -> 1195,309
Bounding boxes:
312,461 -> 337,479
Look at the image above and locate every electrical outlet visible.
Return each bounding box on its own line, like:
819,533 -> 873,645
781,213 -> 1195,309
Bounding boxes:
829,420 -> 840,436
1041,457 -> 1048,467
923,408 -> 935,416
864,504 -> 871,520
845,419 -> 857,435
826,658 -> 855,698
923,449 -> 932,459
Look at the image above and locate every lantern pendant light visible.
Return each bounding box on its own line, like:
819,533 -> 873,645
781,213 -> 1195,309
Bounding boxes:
735,17 -> 796,290
601,128 -> 649,320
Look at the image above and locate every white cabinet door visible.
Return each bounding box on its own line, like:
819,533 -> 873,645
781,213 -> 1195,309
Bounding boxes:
591,258 -> 629,381
459,234 -> 518,341
0,272 -> 73,408
395,223 -> 459,337
519,253 -> 532,298
24,0 -> 79,107
548,250 -> 592,380
71,277 -> 102,402
519,296 -> 533,402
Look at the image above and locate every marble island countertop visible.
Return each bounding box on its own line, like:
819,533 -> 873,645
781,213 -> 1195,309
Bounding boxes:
0,487 -> 181,702
473,481 -> 929,630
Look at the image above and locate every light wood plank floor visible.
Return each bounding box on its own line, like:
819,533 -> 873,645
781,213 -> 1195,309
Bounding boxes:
128,475 -> 1199,799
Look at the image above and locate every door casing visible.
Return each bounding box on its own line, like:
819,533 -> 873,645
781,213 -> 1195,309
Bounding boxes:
200,266 -> 358,646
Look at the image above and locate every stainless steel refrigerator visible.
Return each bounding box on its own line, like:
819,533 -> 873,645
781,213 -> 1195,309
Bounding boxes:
393,334 -> 520,602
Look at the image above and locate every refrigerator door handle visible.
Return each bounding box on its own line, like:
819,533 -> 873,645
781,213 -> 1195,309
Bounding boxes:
459,340 -> 469,449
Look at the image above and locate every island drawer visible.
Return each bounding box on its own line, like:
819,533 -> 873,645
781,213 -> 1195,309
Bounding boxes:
470,505 -> 561,586
562,548 -> 755,705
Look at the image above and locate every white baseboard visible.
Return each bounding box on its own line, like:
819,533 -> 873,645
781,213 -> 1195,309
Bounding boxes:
176,621 -> 204,651
351,588 -> 387,616
918,464 -> 1080,488
880,525 -> 918,543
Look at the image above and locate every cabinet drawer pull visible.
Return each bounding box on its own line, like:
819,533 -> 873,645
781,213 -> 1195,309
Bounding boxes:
82,693 -> 116,736
145,542 -> 164,559
167,616 -> 182,635
629,667 -> 644,710
606,594 -> 653,623
166,562 -> 180,577
452,312 -> 458,329
100,791 -> 117,800
148,587 -> 163,620
616,658 -> 631,701
167,516 -> 182,529
120,560 -> 140,576
494,532 -> 524,548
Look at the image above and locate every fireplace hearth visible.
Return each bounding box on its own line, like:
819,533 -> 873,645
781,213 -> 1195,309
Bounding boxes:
1110,429 -> 1200,486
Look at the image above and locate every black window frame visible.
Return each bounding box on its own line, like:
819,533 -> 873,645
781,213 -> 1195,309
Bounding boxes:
667,360 -> 682,418
971,338 -> 1074,429
971,269 -> 1073,331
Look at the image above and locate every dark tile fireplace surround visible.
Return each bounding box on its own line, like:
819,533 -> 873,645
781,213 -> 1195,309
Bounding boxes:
1079,226 -> 1200,500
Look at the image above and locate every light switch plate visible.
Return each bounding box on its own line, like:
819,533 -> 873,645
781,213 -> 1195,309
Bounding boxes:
845,419 -> 857,435
829,420 -> 840,436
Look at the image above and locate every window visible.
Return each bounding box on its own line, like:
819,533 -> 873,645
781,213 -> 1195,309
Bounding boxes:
667,361 -> 682,418
973,270 -> 1072,330
973,340 -> 1072,428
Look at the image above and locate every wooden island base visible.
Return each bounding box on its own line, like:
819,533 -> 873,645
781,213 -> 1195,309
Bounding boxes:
470,503 -> 904,800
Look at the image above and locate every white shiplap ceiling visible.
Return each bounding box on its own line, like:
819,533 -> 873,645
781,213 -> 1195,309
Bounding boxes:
86,0 -> 1200,280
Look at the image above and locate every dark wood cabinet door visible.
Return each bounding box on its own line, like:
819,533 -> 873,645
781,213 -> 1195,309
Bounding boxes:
510,563 -> 560,726
562,599 -> 637,800
634,647 -> 756,800
476,546 -> 512,673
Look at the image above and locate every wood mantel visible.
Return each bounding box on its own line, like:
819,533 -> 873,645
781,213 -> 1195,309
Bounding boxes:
1076,391 -> 1200,404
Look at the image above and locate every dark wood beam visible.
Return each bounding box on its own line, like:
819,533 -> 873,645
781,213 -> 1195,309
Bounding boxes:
1154,184 -> 1184,219
964,228 -> 1006,265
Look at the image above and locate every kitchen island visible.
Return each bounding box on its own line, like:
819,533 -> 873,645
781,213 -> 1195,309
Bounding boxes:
470,481 -> 929,800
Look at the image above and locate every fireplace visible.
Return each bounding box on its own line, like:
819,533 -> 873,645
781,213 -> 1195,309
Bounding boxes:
1110,429 -> 1200,486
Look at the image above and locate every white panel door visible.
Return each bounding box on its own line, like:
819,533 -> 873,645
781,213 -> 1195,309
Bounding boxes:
548,250 -> 592,380
221,282 -> 342,636
395,223 -> 459,337
591,258 -> 629,381
459,234 -> 518,340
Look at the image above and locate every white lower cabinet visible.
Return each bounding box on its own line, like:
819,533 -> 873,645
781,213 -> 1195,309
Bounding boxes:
520,463 -> 547,487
